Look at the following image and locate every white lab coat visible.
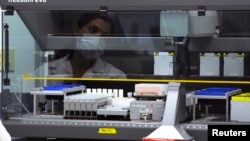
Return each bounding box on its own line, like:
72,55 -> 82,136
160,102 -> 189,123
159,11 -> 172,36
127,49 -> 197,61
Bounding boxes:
41,56 -> 127,112
48,56 -> 126,78
0,120 -> 11,141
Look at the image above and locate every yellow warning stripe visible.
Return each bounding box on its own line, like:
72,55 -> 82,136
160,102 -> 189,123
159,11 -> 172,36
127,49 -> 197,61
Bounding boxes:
22,77 -> 250,84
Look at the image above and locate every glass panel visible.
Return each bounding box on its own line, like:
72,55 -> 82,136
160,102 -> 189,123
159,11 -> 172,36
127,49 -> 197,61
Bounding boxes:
1,11 -> 167,119
2,10 -> 250,125
220,10 -> 250,37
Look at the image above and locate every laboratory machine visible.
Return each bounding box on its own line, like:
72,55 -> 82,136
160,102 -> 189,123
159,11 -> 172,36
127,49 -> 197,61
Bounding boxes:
1,0 -> 250,141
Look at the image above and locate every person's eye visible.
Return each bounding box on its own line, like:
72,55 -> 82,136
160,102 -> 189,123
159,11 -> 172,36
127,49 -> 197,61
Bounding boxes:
88,26 -> 100,34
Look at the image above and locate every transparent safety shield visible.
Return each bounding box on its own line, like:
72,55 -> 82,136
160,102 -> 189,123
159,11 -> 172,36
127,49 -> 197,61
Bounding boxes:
1,11 -> 170,119
2,10 -> 250,122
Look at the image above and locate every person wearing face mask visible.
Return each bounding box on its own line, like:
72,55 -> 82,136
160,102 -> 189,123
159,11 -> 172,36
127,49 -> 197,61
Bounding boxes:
29,13 -> 127,115
48,13 -> 126,78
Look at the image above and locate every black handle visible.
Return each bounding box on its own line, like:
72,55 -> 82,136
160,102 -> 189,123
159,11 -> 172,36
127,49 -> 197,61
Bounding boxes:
3,23 -> 10,85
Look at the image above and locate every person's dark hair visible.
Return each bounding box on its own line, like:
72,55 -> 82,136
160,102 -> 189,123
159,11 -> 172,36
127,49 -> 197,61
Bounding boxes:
76,13 -> 115,34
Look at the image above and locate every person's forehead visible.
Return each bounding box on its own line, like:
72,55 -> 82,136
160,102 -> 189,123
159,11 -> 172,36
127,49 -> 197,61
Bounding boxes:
83,18 -> 111,32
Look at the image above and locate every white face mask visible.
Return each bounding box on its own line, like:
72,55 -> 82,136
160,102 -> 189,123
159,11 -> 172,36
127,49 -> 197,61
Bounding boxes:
76,35 -> 105,59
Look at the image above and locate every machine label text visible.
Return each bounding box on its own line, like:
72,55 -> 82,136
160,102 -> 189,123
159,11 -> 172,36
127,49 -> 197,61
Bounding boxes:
8,0 -> 47,3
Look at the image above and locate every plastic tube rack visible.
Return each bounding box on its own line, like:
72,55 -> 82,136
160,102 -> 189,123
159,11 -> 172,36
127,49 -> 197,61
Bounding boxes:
63,93 -> 109,119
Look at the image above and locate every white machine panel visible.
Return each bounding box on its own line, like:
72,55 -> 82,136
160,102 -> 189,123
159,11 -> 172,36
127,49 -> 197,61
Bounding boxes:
154,52 -> 173,76
223,53 -> 244,77
200,53 -> 220,76
160,10 -> 218,37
